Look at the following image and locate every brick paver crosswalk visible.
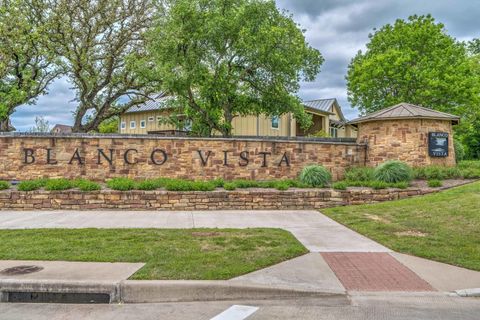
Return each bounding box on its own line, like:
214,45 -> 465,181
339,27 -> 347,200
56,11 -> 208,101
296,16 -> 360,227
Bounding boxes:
321,252 -> 435,292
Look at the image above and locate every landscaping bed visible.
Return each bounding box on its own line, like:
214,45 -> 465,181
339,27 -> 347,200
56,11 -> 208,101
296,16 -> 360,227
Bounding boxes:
323,181 -> 480,271
0,228 -> 307,280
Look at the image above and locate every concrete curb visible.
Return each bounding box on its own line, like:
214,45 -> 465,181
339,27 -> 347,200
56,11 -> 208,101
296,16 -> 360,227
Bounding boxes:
0,279 -> 345,304
454,288 -> 480,297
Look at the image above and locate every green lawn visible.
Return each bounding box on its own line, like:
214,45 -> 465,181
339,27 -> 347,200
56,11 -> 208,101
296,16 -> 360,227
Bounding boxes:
323,181 -> 480,271
0,228 -> 307,280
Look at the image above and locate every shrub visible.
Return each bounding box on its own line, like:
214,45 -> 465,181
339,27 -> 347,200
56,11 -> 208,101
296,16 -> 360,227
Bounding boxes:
17,179 -> 48,191
164,180 -> 216,191
369,180 -> 389,189
299,165 -> 332,187
0,181 -> 10,190
391,181 -> 409,189
454,139 -> 466,163
413,166 -> 462,180
332,181 -> 348,190
44,179 -> 75,191
274,181 -> 290,191
374,160 -> 413,183
136,179 -> 160,191
223,182 -> 237,191
212,178 -> 225,188
107,178 -> 136,191
344,167 -> 374,182
428,179 -> 443,188
75,179 -> 101,192
460,168 -> 480,179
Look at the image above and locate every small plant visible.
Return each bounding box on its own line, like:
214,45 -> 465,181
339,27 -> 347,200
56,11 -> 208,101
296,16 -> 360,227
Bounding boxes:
75,179 -> 101,192
332,181 -> 348,190
223,182 -> 237,191
17,179 -> 48,191
392,181 -> 409,189
344,167 -> 374,182
107,178 -> 136,191
428,179 -> 443,188
299,165 -> 332,187
370,180 -> 389,189
0,181 -> 10,190
45,178 -> 74,191
164,180 -> 216,191
212,178 -> 225,188
136,179 -> 159,191
274,181 -> 290,191
374,160 -> 413,183
413,166 -> 461,180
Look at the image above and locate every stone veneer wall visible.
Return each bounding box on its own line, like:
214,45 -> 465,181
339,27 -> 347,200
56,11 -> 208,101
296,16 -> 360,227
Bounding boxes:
0,135 -> 364,182
0,187 -> 445,211
356,119 -> 456,167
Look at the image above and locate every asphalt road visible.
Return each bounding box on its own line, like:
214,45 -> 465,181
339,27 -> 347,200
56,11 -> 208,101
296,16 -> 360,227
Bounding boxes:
0,295 -> 479,320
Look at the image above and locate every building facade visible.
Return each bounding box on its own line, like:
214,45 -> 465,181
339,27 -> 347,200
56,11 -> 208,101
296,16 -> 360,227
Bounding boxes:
119,97 -> 357,138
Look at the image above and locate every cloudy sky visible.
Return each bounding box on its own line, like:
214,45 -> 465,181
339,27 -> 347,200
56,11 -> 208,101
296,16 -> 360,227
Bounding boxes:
11,0 -> 480,131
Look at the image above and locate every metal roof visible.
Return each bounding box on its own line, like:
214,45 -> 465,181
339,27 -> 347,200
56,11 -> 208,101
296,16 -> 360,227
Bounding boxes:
126,96 -> 340,116
303,98 -> 336,113
349,103 -> 460,125
125,94 -> 171,114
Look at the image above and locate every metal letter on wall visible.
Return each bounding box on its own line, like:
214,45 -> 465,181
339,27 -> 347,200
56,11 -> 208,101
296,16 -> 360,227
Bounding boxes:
428,132 -> 449,157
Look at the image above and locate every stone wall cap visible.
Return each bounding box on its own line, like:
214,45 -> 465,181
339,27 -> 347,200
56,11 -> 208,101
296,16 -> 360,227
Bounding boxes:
0,132 -> 361,145
348,103 -> 460,125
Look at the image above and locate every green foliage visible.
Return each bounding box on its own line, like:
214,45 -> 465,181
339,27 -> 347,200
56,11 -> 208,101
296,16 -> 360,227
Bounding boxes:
412,165 -> 462,180
0,181 -> 10,190
274,181 -> 290,191
97,117 -> 120,134
344,167 -> 375,182
338,180 -> 409,189
223,182 -> 237,191
299,165 -> 332,187
332,181 -> 348,190
428,179 -> 443,188
44,179 -> 74,191
74,179 -> 101,192
374,160 -> 413,183
45,0 -> 157,132
0,0 -> 60,131
17,179 -> 48,191
454,139 -> 466,162
346,15 -> 479,119
135,180 -> 160,191
308,130 -> 330,138
107,178 -> 136,191
164,180 -> 217,192
458,161 -> 480,178
142,0 -> 323,136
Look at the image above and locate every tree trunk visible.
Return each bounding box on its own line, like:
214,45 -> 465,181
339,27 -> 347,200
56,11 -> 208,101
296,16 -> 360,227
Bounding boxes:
0,118 -> 12,132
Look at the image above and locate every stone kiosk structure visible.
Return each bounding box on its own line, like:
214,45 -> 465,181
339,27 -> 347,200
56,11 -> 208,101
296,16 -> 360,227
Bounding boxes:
350,103 -> 459,167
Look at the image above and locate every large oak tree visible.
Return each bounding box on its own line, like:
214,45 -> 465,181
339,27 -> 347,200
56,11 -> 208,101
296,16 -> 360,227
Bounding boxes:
44,0 -> 159,132
346,15 -> 479,118
141,0 -> 323,137
0,0 -> 60,132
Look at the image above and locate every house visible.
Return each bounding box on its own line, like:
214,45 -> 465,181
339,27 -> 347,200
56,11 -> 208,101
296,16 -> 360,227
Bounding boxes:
51,124 -> 73,134
119,96 -> 357,138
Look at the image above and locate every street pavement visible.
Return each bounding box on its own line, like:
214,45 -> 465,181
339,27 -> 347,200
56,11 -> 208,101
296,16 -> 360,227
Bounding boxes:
0,295 -> 479,320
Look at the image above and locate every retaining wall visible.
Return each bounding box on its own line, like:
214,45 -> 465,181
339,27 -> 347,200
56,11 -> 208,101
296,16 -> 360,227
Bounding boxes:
0,187 -> 442,211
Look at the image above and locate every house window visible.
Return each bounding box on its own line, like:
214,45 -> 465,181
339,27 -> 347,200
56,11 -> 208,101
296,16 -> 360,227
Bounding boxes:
271,116 -> 279,129
120,122 -> 126,130
148,116 -> 154,122
130,121 -> 136,129
140,120 -> 146,128
330,127 -> 338,138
